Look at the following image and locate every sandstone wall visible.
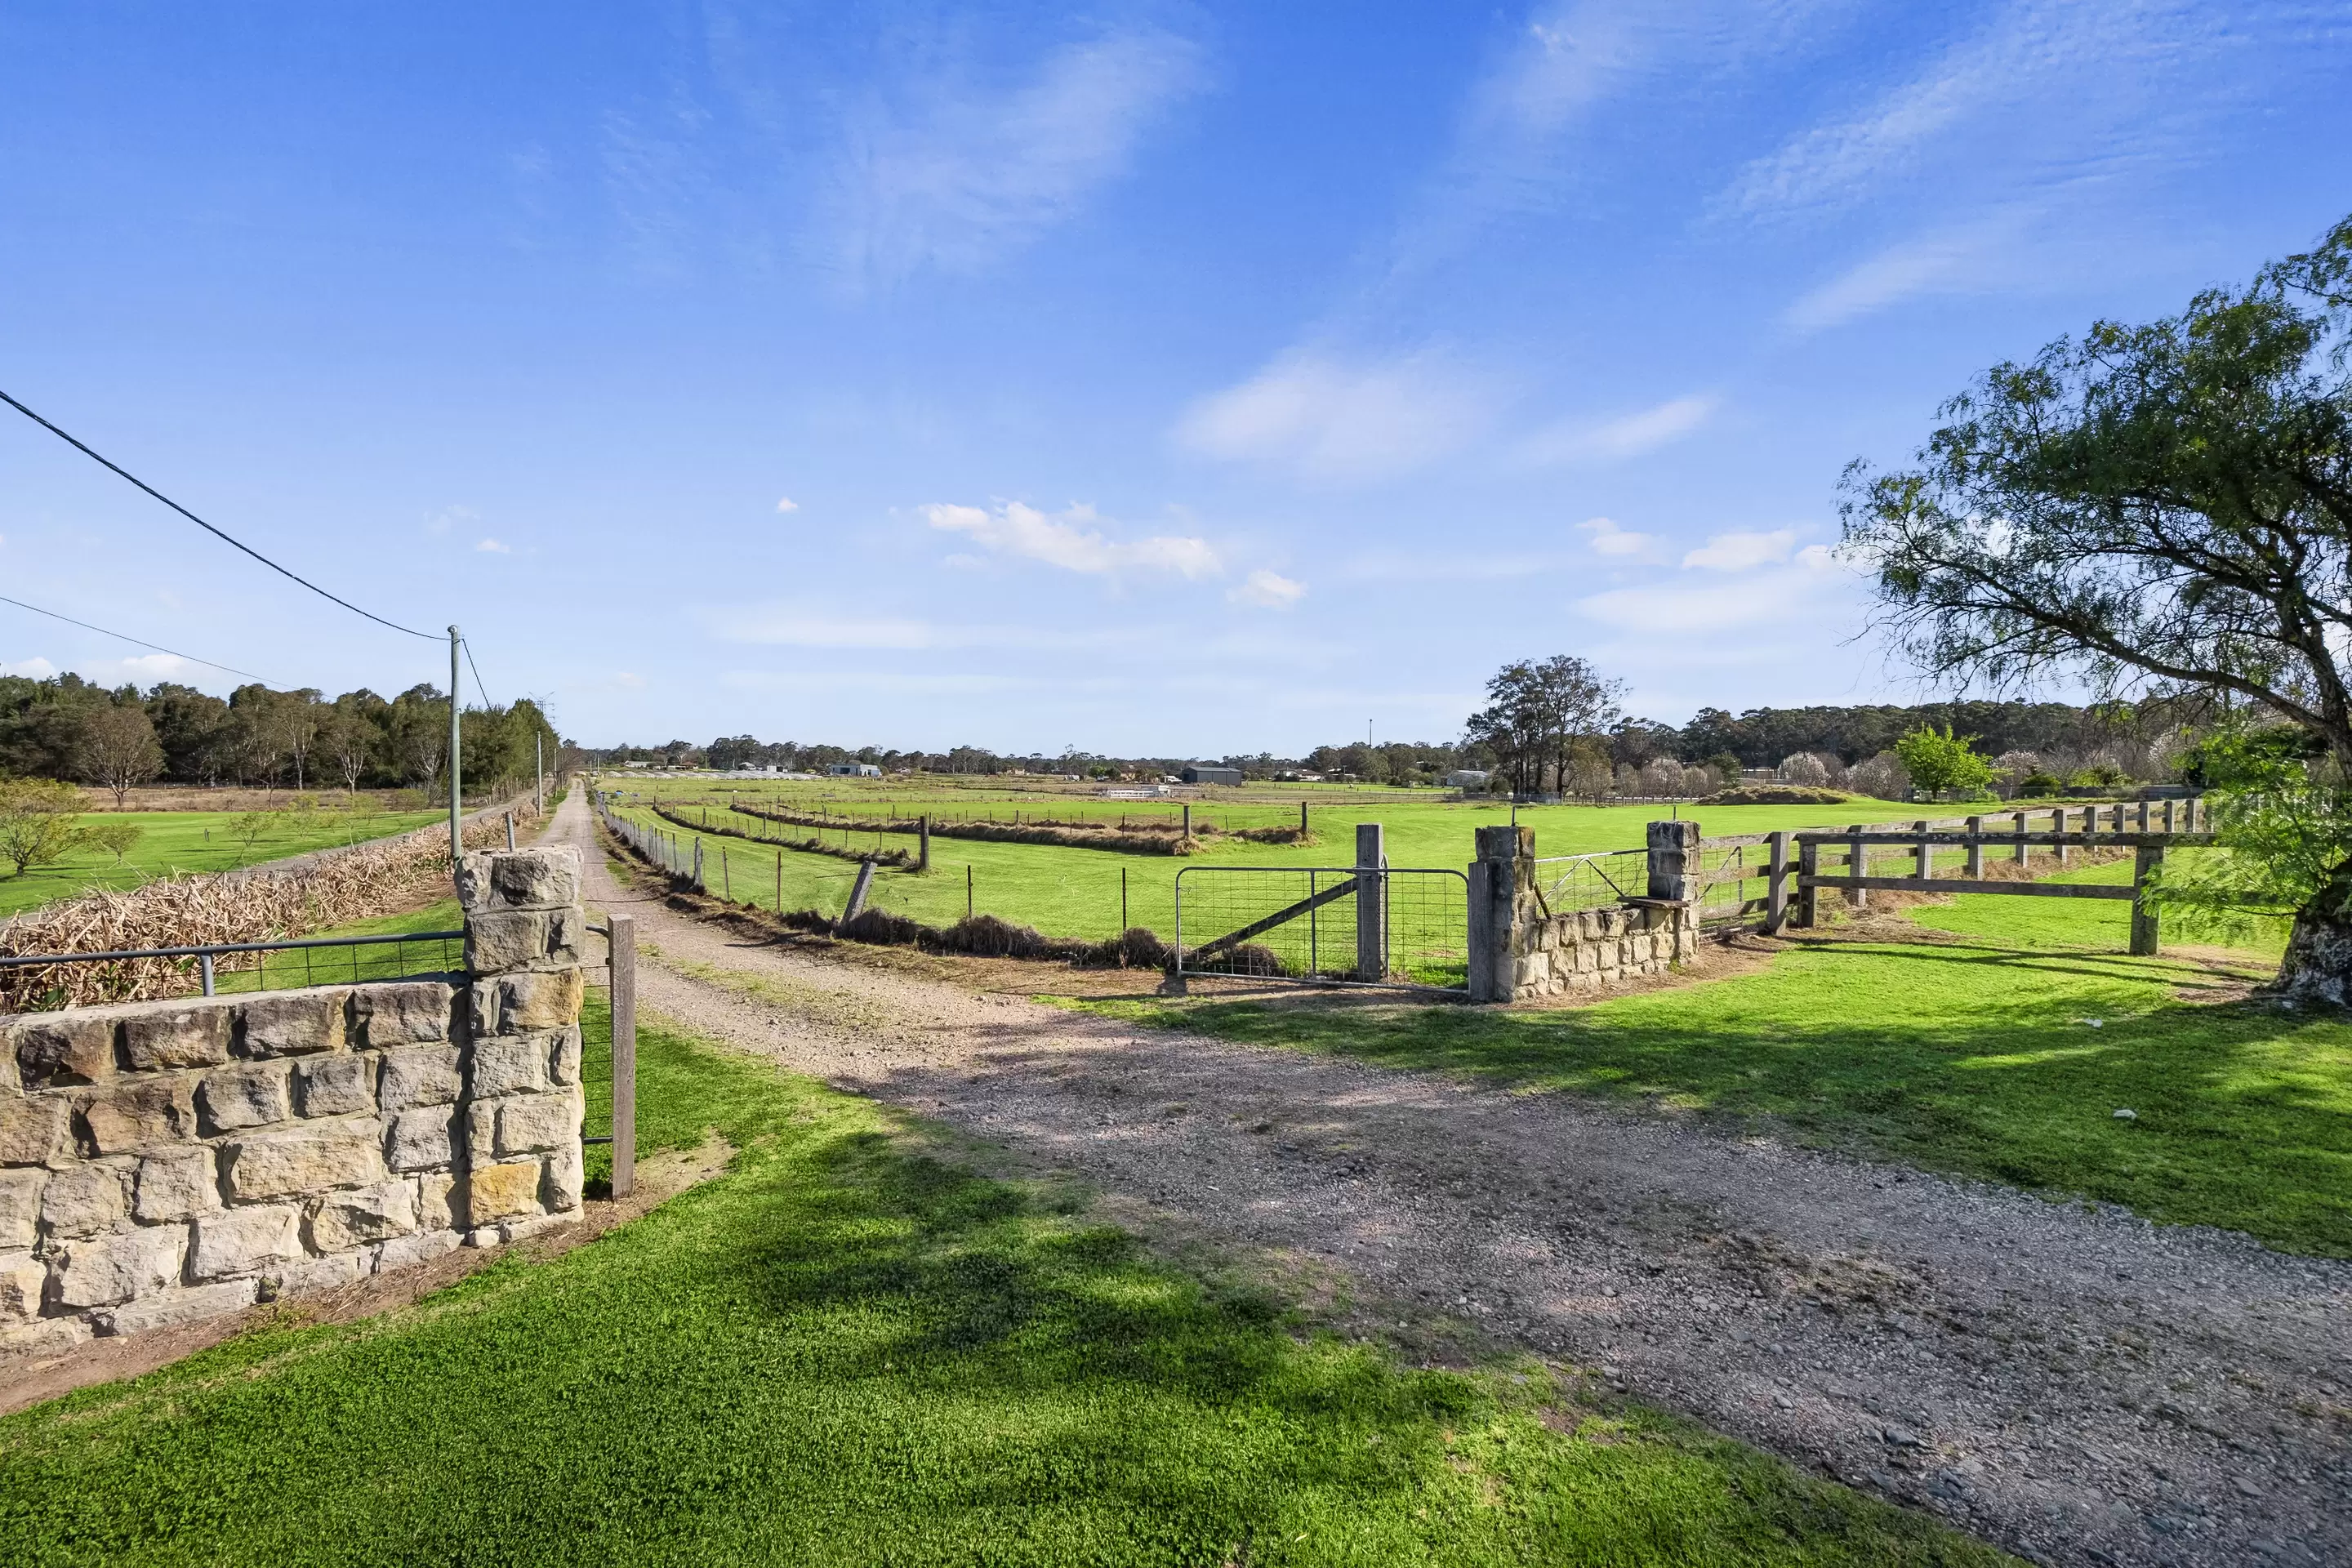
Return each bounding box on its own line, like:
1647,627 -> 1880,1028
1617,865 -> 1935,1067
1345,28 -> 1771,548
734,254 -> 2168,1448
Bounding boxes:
1468,823 -> 1699,1003
0,845 -> 586,1361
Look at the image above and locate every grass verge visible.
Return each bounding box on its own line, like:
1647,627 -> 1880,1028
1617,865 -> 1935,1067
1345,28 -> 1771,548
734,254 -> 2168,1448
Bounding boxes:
0,1006 -> 2011,1566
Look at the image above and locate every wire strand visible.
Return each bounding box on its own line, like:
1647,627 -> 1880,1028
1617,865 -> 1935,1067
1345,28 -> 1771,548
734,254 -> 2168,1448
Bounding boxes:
0,389 -> 439,640
461,638 -> 493,711
0,591 -> 275,683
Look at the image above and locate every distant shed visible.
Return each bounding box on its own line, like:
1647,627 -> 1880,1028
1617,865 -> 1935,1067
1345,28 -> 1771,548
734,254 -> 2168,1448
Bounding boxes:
1181,764 -> 1244,786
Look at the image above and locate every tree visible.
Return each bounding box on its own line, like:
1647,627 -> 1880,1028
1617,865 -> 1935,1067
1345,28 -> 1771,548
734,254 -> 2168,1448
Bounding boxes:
1463,656 -> 1624,797
0,777 -> 90,876
85,817 -> 143,866
1892,724 -> 1996,799
1842,213 -> 2352,997
78,702 -> 164,808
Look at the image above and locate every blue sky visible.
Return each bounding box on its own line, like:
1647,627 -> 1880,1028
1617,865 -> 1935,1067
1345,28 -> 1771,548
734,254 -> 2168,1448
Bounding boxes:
2,2 -> 2345,752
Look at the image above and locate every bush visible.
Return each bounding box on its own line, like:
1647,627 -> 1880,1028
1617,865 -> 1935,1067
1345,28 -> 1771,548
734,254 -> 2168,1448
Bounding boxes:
2018,770 -> 2064,796
1849,751 -> 1910,800
0,777 -> 90,876
1776,752 -> 1832,787
1893,724 -> 1997,798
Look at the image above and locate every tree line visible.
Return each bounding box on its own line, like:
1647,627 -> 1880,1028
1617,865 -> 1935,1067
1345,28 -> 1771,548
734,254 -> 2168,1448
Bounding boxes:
0,672 -> 559,805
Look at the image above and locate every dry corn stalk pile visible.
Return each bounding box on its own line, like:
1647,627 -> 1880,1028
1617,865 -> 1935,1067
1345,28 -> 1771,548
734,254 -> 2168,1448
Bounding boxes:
0,800 -> 540,1011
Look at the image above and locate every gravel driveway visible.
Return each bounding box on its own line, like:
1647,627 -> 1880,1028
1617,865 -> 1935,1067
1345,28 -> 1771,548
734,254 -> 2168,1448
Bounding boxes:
558,794 -> 2350,1568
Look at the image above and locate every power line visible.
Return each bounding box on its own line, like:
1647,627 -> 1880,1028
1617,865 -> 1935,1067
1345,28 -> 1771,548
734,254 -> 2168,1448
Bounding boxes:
0,388 -> 439,641
0,591 -> 275,683
461,637 -> 494,711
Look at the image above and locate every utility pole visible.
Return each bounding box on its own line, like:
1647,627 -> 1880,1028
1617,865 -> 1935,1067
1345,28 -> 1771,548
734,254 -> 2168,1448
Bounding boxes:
448,626 -> 462,864
535,733 -> 543,814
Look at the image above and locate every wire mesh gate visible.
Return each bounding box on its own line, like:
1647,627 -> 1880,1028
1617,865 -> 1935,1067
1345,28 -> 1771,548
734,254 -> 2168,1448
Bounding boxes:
1173,864 -> 1469,991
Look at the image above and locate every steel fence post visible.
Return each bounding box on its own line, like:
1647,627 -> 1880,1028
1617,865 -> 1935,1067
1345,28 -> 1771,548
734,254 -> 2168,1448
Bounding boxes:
609,915 -> 636,1199
1356,822 -> 1387,982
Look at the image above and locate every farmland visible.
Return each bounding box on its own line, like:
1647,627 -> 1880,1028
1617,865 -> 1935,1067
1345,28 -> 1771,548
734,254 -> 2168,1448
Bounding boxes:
0,805 -> 444,920
594,776 -> 1929,940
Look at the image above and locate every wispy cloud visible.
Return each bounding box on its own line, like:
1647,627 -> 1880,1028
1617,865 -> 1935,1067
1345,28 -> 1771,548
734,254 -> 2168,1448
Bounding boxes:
474,537 -> 513,555
920,501 -> 1219,578
1521,394 -> 1717,466
775,497 -> 800,514
1581,516 -> 1661,559
704,605 -> 1148,651
1228,569 -> 1307,609
824,25 -> 1206,287
1782,207 -> 2038,331
1175,352 -> 1496,483
1682,527 -> 1797,571
1578,543 -> 1847,634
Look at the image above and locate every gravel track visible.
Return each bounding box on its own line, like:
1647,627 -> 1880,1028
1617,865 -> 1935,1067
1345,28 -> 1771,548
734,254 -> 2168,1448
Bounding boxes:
559,793 -> 2350,1567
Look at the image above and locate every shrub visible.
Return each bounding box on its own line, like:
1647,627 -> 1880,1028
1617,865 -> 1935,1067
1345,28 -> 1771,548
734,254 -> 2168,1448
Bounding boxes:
1776,752 -> 1832,787
2018,769 -> 2064,795
1849,751 -> 1910,800
0,777 -> 91,877
1893,724 -> 1997,798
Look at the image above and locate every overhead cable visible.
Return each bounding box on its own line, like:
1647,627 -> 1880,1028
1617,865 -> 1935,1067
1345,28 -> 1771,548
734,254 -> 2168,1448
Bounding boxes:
0,388 -> 439,640
0,590 -> 275,683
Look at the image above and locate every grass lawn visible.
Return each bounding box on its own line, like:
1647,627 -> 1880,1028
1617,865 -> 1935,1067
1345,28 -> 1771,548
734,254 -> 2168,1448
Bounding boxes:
0,1000 -> 2012,1566
1054,871 -> 2350,1258
0,808 -> 443,919
603,791 -> 1940,943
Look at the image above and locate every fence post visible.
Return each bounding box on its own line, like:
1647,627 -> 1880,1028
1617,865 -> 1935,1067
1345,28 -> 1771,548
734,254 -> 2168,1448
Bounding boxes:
2055,808 -> 2070,867
609,913 -> 636,1200
1466,823 -> 1531,1003
1646,819 -> 1701,902
1765,831 -> 1790,933
2013,810 -> 2029,865
1182,804 -> 1192,840
692,837 -> 704,890
919,815 -> 931,872
844,859 -> 875,924
2131,844 -> 2163,956
1355,822 -> 1388,982
1965,816 -> 1984,879
2163,798 -> 2176,833
1795,839 -> 1818,928
2135,800 -> 2149,832
1913,819 -> 1931,880
506,811 -> 516,850
1846,823 -> 1869,909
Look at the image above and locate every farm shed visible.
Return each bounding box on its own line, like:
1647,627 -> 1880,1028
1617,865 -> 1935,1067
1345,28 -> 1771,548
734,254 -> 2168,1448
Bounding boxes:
1180,764 -> 1244,786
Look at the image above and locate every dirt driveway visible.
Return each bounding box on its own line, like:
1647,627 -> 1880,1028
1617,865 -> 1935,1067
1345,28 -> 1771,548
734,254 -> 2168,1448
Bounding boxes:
560,793 -> 2350,1568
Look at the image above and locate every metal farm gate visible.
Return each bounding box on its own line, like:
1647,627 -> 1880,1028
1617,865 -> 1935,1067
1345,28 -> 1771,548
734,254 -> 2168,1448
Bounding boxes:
1172,825 -> 1468,993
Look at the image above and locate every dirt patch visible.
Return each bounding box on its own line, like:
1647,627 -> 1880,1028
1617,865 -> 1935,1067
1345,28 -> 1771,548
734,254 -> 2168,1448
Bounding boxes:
0,1140 -> 730,1418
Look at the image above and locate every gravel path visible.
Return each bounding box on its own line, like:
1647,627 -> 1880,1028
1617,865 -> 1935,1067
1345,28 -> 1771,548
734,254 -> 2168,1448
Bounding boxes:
560,794 -> 2350,1568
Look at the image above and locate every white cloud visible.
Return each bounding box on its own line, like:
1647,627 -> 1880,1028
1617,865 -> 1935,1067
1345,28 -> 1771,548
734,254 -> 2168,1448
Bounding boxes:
1228,570 -> 1307,609
1522,394 -> 1717,466
775,497 -> 800,514
1344,549 -> 1570,582
1683,528 -> 1797,571
1176,353 -> 1495,484
115,653 -> 190,678
825,25 -> 1206,287
1580,517 -> 1660,559
721,670 -> 1049,697
920,501 -> 1219,578
1782,209 -> 2038,332
0,657 -> 56,678
614,671 -> 647,689
474,538 -> 513,555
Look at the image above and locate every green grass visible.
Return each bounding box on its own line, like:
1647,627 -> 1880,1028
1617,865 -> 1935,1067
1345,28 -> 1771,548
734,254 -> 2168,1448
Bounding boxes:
0,1007 -> 2012,1566
605,789 -> 1931,942
1053,872 -> 2348,1256
0,809 -> 443,918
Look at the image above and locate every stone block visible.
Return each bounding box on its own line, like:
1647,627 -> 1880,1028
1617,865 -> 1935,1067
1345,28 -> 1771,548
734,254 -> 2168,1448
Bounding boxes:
265,1250 -> 365,1298
350,982 -> 456,1048
293,1054 -> 374,1118
120,1002 -> 233,1071
198,1062 -> 292,1133
547,1026 -> 581,1088
546,906 -> 584,965
377,1045 -> 461,1110
373,1228 -> 461,1273
457,845 -> 580,914
385,1107 -> 456,1171
309,1181 -> 416,1251
235,990 -> 349,1058
0,1316 -> 90,1363
48,1226 -> 185,1309
223,1119 -> 385,1201
40,1160 -> 130,1237
81,1076 -> 199,1152
10,1013 -> 114,1089
497,1087 -> 581,1158
465,910 -> 551,973
542,1141 -> 583,1213
415,1169 -> 457,1230
470,1034 -> 547,1098
0,1249 -> 43,1321
462,1160 -> 542,1225
492,970 -> 584,1035
133,1145 -> 221,1223
0,1094 -> 71,1165
93,1278 -> 258,1336
0,1167 -> 45,1247
189,1204 -> 303,1281
496,1210 -> 576,1245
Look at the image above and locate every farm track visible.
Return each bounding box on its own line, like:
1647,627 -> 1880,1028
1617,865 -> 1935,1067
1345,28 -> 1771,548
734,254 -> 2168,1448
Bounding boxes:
558,792 -> 2352,1568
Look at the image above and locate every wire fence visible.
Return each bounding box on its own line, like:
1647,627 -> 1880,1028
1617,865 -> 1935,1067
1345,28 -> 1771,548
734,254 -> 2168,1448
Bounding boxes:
0,929 -> 466,1011
1174,865 -> 1468,991
1530,849 -> 1646,913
